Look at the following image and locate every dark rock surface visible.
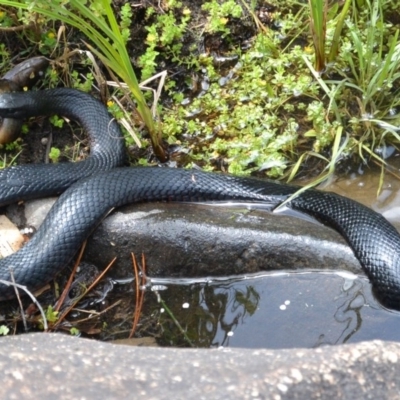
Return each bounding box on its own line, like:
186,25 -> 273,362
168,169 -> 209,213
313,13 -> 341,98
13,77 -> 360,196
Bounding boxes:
9,199 -> 362,279
0,333 -> 398,399
3,193 -> 396,399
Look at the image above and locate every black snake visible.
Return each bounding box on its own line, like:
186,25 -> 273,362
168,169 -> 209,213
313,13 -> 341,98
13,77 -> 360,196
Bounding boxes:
0,88 -> 399,309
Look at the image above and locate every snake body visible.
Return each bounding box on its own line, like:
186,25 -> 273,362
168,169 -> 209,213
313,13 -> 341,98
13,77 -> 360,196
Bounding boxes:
0,57 -> 49,144
0,89 -> 399,309
0,88 -> 125,205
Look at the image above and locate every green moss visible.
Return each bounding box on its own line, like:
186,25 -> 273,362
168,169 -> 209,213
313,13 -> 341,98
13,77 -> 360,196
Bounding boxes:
138,2 -> 192,81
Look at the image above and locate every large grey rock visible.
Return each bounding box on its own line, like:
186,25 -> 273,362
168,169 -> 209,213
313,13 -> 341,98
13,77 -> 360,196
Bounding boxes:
9,199 -> 362,279
0,333 -> 398,399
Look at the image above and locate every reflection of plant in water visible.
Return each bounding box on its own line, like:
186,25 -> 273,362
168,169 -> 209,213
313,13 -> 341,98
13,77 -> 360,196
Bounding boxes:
313,279 -> 365,347
333,293 -> 365,345
156,281 -> 261,347
233,286 -> 260,317
156,284 -> 226,347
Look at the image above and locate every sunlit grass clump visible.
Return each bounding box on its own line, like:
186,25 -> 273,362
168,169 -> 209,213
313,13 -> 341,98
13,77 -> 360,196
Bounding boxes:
160,0 -> 400,179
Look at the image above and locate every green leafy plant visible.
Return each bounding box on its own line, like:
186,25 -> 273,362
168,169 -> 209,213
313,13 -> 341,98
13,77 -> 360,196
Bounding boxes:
308,0 -> 327,72
202,0 -> 243,36
70,327 -> 80,336
326,0 -> 400,162
0,0 -> 166,161
49,115 -> 64,129
0,325 -> 9,336
308,0 -> 351,72
37,304 -> 59,330
49,147 -> 61,163
45,305 -> 59,323
139,4 -> 191,81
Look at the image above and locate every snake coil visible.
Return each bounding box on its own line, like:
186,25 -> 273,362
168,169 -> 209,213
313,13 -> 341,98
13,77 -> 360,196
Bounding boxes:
0,88 -> 399,309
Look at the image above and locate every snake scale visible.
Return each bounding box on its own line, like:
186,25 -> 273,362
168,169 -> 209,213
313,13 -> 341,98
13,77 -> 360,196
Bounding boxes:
0,88 -> 399,309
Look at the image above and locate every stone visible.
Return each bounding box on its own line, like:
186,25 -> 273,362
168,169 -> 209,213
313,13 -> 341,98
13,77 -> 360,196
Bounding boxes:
9,199 -> 362,280
0,333 -> 398,399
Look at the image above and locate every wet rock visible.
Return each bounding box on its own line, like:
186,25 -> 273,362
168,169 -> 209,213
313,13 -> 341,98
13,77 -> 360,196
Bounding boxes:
0,333 -> 398,399
10,199 -> 362,278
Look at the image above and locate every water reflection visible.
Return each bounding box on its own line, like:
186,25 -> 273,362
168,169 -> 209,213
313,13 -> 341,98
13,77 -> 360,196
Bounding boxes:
318,279 -> 365,346
323,159 -> 400,229
151,271 -> 400,349
202,283 -> 261,347
134,165 -> 400,349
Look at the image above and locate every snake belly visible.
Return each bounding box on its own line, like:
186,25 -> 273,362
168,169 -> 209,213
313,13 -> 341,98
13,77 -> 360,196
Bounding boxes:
0,89 -> 399,309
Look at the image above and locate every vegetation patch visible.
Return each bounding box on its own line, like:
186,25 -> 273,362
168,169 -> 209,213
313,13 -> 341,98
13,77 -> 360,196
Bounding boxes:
1,0 -> 400,180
